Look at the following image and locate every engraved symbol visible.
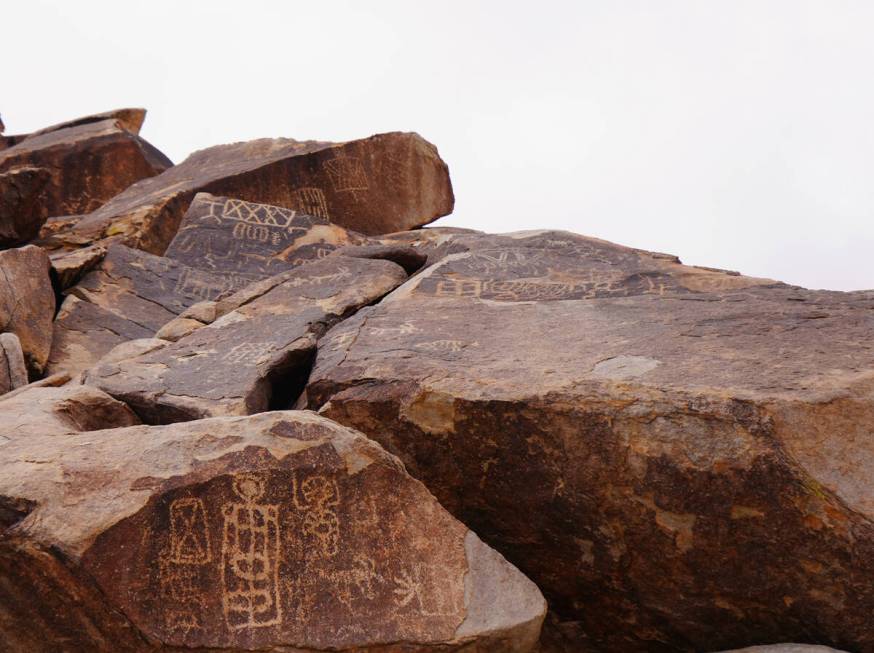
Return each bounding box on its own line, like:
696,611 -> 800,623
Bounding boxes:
368,321 -> 422,337
294,474 -> 340,558
222,198 -> 298,228
414,339 -> 474,353
175,267 -> 239,301
169,498 -> 211,564
324,157 -> 368,193
392,564 -> 463,617
292,187 -> 330,219
222,342 -> 269,364
221,474 -> 282,631
432,279 -> 483,298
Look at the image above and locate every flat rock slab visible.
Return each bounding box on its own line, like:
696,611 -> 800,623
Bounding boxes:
164,192 -> 364,283
47,244 -> 247,376
0,245 -> 55,376
0,411 -> 545,651
0,333 -> 28,394
716,647 -> 849,653
0,118 -> 171,246
62,131 -> 453,254
306,230 -> 874,652
85,256 -> 408,423
0,166 -> 51,245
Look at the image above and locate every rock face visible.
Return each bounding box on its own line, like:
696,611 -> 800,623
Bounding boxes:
61,131 -> 453,254
306,230 -> 874,652
85,256 -> 408,423
0,245 -> 55,377
0,334 -> 28,394
164,192 -> 364,283
0,117 -> 171,246
47,244 -> 244,376
715,647 -> 849,653
0,410 -> 545,651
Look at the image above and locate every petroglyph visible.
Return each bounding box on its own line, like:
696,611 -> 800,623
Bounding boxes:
324,156 -> 368,193
174,267 -> 247,302
292,187 -> 330,219
222,342 -> 270,364
368,321 -> 421,337
392,563 -> 464,617
220,198 -> 299,229
168,497 -> 211,564
414,339 -> 475,353
294,473 -> 341,558
221,474 -> 282,630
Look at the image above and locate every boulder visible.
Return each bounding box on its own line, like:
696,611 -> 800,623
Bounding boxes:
85,256 -> 408,423
61,131 -> 454,254
0,118 -> 171,246
47,244 -> 247,376
305,230 -> 874,652
0,245 -> 55,376
0,410 -> 545,651
715,647 -> 849,653
0,383 -> 139,439
164,192 -> 364,283
0,333 -> 28,394
0,166 -> 51,244
49,243 -> 106,291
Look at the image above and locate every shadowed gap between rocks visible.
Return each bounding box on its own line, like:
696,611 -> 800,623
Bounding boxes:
264,345 -> 317,411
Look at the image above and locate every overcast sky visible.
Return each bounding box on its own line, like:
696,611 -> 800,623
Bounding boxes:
5,1 -> 874,290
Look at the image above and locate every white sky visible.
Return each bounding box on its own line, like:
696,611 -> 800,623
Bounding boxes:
5,1 -> 874,290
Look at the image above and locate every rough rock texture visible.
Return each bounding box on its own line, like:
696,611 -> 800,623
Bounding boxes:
0,410 -> 545,652
60,131 -> 454,254
0,333 -> 28,394
0,118 -> 171,245
0,166 -> 51,245
47,244 -> 245,376
0,245 -> 55,377
0,383 -> 140,439
306,230 -> 874,652
86,256 -> 408,423
49,243 -> 106,291
164,192 -> 364,283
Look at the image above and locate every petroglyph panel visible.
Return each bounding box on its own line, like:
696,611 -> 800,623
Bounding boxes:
165,193 -> 357,279
324,156 -> 369,193
82,444 -> 470,650
413,245 -> 691,302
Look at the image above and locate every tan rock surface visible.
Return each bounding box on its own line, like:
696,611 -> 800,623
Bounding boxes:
0,245 -> 55,377
306,230 -> 874,652
60,131 -> 454,253
0,410 -> 545,651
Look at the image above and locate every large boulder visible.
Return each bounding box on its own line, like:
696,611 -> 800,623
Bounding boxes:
305,230 -> 874,652
85,256 -> 408,423
0,410 -> 545,651
47,244 -> 244,376
164,192 -> 365,284
714,647 -> 849,653
0,245 -> 55,377
59,131 -> 454,254
0,117 -> 171,246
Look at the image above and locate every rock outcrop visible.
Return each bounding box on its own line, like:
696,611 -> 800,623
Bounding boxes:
47,244 -> 245,376
56,131 -> 453,254
306,230 -> 874,652
85,256 -> 408,423
0,245 -> 55,377
0,410 -> 545,651
0,116 -> 171,246
163,192 -> 365,284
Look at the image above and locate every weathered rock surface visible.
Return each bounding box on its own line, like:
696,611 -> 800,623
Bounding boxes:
306,230 -> 874,652
0,166 -> 51,244
85,256 -> 408,423
47,244 -> 244,376
164,192 -> 364,284
48,243 -> 106,291
0,410 -> 545,651
60,131 -> 453,254
0,118 -> 171,246
0,245 -> 55,377
0,333 -> 28,394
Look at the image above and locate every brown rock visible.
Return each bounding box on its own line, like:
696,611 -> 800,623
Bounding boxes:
47,244 -> 247,375
0,166 -> 51,244
85,256 -> 408,423
49,243 -> 106,291
0,333 -> 28,393
0,245 -> 55,376
0,410 -> 545,651
305,230 -> 874,652
63,131 -> 454,254
715,647 -> 849,653
26,108 -> 147,138
164,192 -> 365,283
0,118 -> 171,245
